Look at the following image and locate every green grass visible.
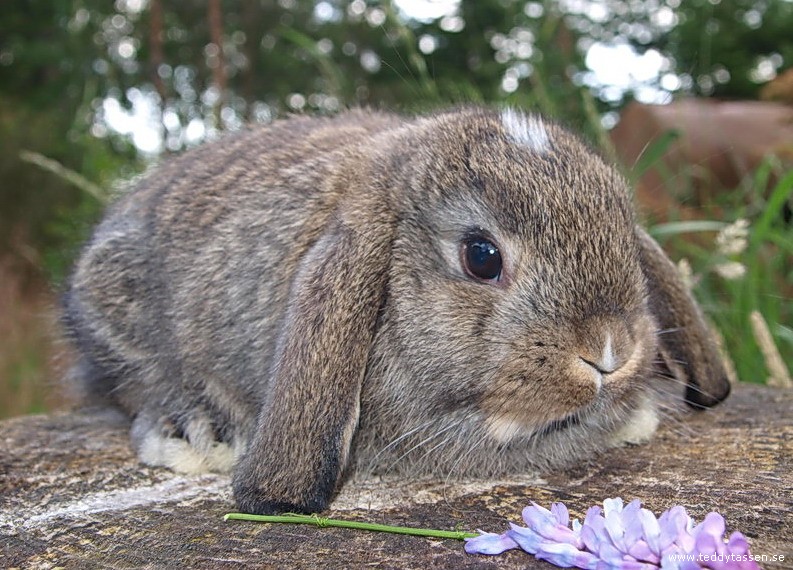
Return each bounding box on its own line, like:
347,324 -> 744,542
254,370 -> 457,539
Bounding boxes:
648,158 -> 793,385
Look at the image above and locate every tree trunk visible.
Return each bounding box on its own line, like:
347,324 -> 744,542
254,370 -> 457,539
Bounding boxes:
207,0 -> 227,129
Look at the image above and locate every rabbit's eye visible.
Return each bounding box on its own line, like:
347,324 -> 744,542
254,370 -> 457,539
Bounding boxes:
462,237 -> 502,282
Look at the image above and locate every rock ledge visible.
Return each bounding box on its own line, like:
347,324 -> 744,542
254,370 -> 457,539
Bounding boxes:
1,384 -> 790,569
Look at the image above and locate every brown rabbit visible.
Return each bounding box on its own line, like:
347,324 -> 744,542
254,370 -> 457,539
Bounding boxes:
62,107 -> 730,515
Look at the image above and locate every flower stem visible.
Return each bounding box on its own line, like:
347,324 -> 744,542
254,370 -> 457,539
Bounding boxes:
223,512 -> 479,540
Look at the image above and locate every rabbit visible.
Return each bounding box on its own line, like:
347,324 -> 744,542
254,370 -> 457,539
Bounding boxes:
62,107 -> 730,515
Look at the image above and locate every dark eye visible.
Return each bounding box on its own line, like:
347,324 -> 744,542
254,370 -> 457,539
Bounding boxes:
462,237 -> 502,282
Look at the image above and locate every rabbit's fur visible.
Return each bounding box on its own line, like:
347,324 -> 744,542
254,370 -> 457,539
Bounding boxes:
63,107 -> 730,514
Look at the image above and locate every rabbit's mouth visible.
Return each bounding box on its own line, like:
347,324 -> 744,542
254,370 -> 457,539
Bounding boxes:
535,412 -> 581,437
483,408 -> 586,443
482,388 -> 649,446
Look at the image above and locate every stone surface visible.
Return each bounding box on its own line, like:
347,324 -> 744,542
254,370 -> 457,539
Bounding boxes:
1,383 -> 790,569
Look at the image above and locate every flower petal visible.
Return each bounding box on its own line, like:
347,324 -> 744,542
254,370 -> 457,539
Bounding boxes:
584,506 -> 606,534
605,509 -> 627,551
627,539 -> 661,565
522,504 -> 580,545
622,501 -> 645,549
507,522 -> 544,553
522,504 -> 556,533
580,523 -> 603,556
624,499 -> 643,516
552,502 -> 571,527
599,541 -> 627,565
524,501 -> 553,523
692,512 -> 726,546
603,498 -> 625,517
464,531 -> 519,555
605,561 -> 658,570
581,506 -> 608,554
659,506 -> 694,553
639,508 -> 663,556
725,531 -> 750,555
693,526 -> 720,557
724,533 -> 763,570
660,551 -> 702,570
536,541 -> 599,570
660,554 -> 681,570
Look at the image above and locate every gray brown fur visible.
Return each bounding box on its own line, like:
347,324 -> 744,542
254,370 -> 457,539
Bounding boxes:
62,107 -> 729,514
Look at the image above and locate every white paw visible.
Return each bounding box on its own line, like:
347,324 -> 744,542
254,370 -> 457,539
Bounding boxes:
609,398 -> 660,446
136,430 -> 237,474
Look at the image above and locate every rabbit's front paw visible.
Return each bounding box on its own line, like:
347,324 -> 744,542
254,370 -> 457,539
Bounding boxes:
231,480 -> 331,515
130,409 -> 238,474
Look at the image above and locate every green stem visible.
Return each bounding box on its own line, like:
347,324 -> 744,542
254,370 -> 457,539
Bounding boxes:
224,513 -> 479,540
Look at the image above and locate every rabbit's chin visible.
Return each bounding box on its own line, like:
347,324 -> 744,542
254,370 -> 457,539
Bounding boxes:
484,391 -> 660,448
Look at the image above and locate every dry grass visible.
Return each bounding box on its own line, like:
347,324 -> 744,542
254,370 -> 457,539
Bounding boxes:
750,310 -> 793,388
0,255 -> 74,419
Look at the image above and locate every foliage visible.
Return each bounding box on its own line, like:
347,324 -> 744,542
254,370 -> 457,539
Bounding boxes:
0,1 -> 138,283
652,160 -> 793,386
661,0 -> 793,99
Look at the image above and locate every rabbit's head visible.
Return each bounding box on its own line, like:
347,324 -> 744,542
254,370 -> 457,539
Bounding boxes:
227,108 -> 730,514
340,109 -> 654,469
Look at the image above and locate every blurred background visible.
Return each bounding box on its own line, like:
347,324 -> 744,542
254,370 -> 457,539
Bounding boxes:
1,0 -> 791,419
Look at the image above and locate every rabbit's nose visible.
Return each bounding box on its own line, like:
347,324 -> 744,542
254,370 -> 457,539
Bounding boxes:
578,333 -> 621,376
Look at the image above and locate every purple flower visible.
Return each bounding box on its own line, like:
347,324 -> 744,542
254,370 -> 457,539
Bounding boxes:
463,531 -> 519,555
464,498 -> 761,570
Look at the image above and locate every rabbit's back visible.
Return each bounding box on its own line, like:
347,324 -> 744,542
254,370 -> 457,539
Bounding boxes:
63,110 -> 402,459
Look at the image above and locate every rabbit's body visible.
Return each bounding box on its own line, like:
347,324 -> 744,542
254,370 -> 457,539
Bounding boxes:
65,111 -> 400,470
64,107 -> 729,514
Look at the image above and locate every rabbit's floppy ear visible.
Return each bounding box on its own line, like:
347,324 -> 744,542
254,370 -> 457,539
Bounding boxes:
636,227 -> 730,408
232,198 -> 394,515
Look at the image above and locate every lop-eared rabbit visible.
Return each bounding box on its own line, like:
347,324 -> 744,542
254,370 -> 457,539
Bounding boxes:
63,107 -> 730,514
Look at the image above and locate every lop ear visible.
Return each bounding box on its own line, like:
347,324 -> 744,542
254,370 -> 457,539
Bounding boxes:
232,204 -> 394,515
636,227 -> 730,408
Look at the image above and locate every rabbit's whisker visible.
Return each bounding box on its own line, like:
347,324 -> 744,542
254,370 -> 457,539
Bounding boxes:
366,418 -> 436,472
382,418 -> 467,474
